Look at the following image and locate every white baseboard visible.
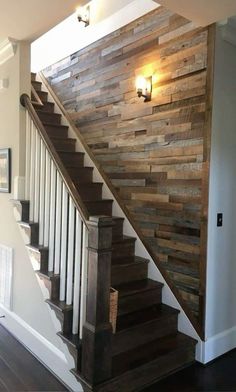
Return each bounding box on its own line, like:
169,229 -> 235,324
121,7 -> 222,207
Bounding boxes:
196,326 -> 236,364
0,304 -> 83,391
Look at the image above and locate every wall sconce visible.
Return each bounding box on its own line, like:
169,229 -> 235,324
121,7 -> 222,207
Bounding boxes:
136,76 -> 152,102
77,5 -> 90,27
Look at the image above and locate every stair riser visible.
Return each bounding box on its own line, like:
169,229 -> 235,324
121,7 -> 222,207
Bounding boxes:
86,201 -> 113,216
49,307 -> 73,335
59,335 -> 81,370
27,247 -> 49,272
112,220 -> 124,241
53,139 -> 76,152
67,167 -> 93,181
59,152 -> 85,167
31,73 -> 36,82
32,81 -> 42,91
111,263 -> 148,286
113,314 -> 178,356
118,287 -> 162,316
37,275 -> 60,301
110,347 -> 195,392
19,223 -> 39,245
34,90 -> 48,103
45,125 -> 68,139
35,102 -> 55,113
13,202 -> 29,222
112,241 -> 135,262
37,112 -> 62,125
78,184 -> 103,201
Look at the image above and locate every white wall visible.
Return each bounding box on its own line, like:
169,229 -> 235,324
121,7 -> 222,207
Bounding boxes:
204,24 -> 236,359
31,0 -> 158,72
0,41 -> 61,348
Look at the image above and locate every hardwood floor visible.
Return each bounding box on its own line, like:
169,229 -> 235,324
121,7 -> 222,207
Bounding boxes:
143,348 -> 236,391
0,325 -> 67,391
0,323 -> 235,391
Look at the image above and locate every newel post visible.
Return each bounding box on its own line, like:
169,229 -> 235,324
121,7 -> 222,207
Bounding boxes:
81,216 -> 113,386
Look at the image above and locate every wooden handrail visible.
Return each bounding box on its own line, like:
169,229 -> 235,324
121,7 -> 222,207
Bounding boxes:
31,85 -> 44,107
20,93 -> 89,228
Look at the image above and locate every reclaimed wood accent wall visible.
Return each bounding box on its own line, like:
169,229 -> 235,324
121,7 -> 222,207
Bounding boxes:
43,7 -> 213,328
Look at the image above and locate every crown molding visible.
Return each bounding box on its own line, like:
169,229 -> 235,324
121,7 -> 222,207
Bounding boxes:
0,38 -> 18,66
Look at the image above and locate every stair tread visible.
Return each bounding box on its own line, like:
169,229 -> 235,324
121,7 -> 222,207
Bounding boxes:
114,278 -> 163,298
112,235 -> 136,245
43,122 -> 68,129
18,221 -> 38,227
27,244 -> 48,252
116,303 -> 179,332
84,199 -> 113,203
46,299 -> 72,312
11,199 -> 29,204
112,332 -> 197,377
58,151 -> 84,155
36,270 -> 59,280
111,256 -> 149,268
51,137 -> 76,142
57,331 -> 81,348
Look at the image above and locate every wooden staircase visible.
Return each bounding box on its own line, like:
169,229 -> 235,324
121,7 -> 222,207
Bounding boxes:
14,73 -> 197,391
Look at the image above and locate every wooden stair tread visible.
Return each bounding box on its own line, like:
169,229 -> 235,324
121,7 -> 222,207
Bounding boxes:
26,244 -> 48,252
57,331 -> 81,348
112,332 -> 197,377
50,137 -> 76,142
18,221 -> 38,227
11,199 -> 29,205
46,299 -> 72,313
111,255 -> 148,267
114,278 -> 163,298
84,199 -> 113,203
43,123 -> 68,129
116,304 -> 179,332
36,270 -> 59,281
112,235 -> 136,245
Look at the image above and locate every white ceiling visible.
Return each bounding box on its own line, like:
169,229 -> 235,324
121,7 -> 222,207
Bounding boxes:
0,0 -> 86,42
0,0 -> 236,44
155,0 -> 236,26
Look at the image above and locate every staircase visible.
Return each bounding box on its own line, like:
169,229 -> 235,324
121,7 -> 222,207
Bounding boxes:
13,72 -> 197,392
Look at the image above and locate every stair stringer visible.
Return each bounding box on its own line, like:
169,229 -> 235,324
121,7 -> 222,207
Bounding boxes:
12,201 -> 84,391
38,73 -> 203,358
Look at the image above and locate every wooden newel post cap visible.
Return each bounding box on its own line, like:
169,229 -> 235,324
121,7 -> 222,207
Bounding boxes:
87,215 -> 114,250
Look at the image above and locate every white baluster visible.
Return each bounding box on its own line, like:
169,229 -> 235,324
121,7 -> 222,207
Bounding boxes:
66,197 -> 75,305
29,122 -> 36,222
54,173 -> 62,274
44,151 -> 51,247
34,130 -> 41,223
25,113 -> 31,200
60,184 -> 69,301
39,141 -> 46,245
48,163 -> 57,271
72,211 -> 82,335
79,224 -> 88,339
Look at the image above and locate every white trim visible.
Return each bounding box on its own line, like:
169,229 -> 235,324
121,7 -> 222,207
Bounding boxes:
0,38 -> 17,66
196,326 -> 236,364
0,304 -> 83,391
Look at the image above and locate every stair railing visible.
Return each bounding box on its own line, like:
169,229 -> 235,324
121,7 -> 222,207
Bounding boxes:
20,93 -> 113,385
